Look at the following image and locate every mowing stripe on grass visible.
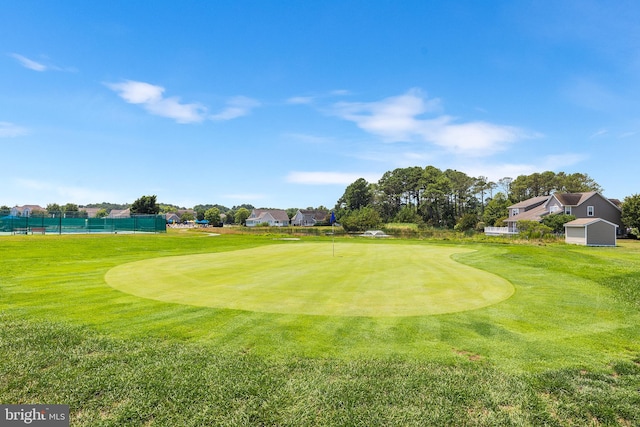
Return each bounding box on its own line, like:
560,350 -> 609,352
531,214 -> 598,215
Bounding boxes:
105,242 -> 514,316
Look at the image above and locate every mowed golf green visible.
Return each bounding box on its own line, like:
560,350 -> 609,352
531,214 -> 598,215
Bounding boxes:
105,242 -> 514,316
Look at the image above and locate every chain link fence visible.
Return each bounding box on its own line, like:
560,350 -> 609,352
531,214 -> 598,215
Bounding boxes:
0,214 -> 166,234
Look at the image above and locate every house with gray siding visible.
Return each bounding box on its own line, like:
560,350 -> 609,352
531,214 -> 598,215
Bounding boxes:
245,209 -> 290,227
564,218 -> 618,246
485,192 -> 623,236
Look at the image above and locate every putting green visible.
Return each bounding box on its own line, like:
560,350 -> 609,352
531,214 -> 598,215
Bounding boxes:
105,242 -> 514,317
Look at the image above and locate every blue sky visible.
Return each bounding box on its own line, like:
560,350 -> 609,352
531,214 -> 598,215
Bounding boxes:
2,1 -> 639,209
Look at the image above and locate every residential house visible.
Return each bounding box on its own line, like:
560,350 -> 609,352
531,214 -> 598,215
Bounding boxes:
107,208 -> 131,218
290,209 -> 329,226
564,218 -> 618,246
245,209 -> 290,227
81,208 -> 102,218
485,192 -> 623,236
165,213 -> 181,223
10,205 -> 45,217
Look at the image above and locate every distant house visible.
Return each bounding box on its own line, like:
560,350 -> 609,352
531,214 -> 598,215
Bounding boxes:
245,209 -> 290,227
81,208 -> 101,218
165,213 -> 180,223
564,218 -> 618,246
10,205 -> 45,217
290,209 -> 329,226
107,208 -> 131,218
485,192 -> 623,236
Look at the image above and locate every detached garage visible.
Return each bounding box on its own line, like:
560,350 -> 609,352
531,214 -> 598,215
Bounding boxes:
564,218 -> 618,247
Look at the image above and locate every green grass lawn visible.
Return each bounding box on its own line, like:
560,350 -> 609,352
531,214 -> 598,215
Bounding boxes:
105,243 -> 513,316
1,232 -> 640,425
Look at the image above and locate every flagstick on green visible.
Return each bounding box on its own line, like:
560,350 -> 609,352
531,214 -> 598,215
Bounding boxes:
330,211 -> 336,257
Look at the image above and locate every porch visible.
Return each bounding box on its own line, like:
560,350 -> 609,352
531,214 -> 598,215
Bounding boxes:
484,226 -> 518,236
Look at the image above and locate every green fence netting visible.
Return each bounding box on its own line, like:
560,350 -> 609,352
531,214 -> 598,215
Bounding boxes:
0,215 -> 166,234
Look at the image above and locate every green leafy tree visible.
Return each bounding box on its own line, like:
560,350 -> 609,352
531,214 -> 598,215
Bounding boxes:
96,209 -> 108,218
337,178 -> 373,211
131,195 -> 160,215
235,207 -> 250,225
46,203 -> 62,215
180,212 -> 195,222
482,192 -> 510,226
339,207 -> 381,232
0,205 -> 10,215
204,207 -> 221,225
517,220 -> 553,239
454,213 -> 479,232
622,194 -> 640,236
224,210 -> 235,224
63,203 -> 79,212
393,205 -> 421,224
541,213 -> 576,234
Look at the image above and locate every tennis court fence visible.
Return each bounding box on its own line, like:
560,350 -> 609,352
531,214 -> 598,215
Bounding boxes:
0,214 -> 166,234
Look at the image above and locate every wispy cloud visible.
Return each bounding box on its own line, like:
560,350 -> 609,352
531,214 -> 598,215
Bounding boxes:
0,122 -> 28,138
9,53 -> 75,72
331,88 -> 537,156
210,96 -> 260,121
105,80 -> 206,124
286,171 -> 380,185
618,131 -> 637,138
106,80 -> 259,124
286,89 -> 351,105
10,53 -> 47,71
286,96 -> 315,105
14,178 -> 118,204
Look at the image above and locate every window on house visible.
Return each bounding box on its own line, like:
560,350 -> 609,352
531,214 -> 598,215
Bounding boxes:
565,206 -> 572,215
587,206 -> 594,216
512,208 -> 519,216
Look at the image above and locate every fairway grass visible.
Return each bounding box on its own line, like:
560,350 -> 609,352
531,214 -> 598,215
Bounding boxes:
2,233 -> 640,425
105,243 -> 514,316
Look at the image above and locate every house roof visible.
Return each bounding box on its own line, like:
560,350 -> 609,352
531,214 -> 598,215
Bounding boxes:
552,191 -> 622,212
108,208 -> 131,218
505,203 -> 549,223
250,209 -> 290,222
509,196 -> 551,210
564,218 -> 618,228
13,205 -> 45,212
298,209 -> 329,219
553,192 -> 596,206
81,207 -> 101,217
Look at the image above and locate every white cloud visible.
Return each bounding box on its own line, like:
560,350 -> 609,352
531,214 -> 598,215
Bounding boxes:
618,131 -> 637,138
287,89 -> 351,105
542,153 -> 588,169
210,96 -> 260,121
287,96 -> 314,105
107,81 -> 260,124
0,122 -> 28,138
590,129 -> 608,138
106,80 -> 164,104
10,53 -> 47,71
106,80 -> 205,124
13,178 -> 118,204
286,171 -> 380,185
332,88 -> 536,156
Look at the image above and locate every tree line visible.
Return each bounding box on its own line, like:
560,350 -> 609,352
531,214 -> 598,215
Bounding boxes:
333,167 -> 606,231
